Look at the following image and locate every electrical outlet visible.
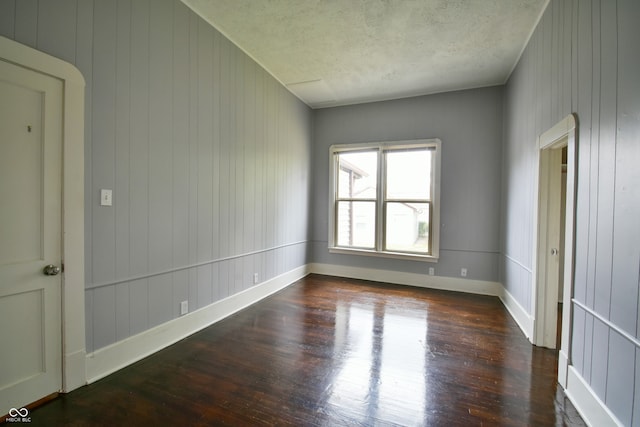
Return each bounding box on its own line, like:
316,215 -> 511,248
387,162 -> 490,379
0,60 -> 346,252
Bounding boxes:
253,273 -> 259,284
428,267 -> 435,276
180,300 -> 188,315
461,268 -> 467,277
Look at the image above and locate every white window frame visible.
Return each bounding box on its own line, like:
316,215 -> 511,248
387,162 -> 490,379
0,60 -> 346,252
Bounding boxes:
328,139 -> 441,262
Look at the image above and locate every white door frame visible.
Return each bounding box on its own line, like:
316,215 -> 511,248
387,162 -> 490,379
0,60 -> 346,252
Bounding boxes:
0,36 -> 86,392
531,113 -> 577,388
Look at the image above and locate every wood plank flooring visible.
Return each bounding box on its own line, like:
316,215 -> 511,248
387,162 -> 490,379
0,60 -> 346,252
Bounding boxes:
26,274 -> 585,426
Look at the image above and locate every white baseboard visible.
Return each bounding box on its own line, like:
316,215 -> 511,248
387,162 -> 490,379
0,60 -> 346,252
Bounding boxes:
85,265 -> 310,383
63,349 -> 87,392
309,263 -> 502,297
499,287 -> 533,340
565,366 -> 622,427
558,349 -> 569,389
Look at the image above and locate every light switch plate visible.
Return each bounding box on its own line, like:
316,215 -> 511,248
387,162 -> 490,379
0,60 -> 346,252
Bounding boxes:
100,189 -> 113,206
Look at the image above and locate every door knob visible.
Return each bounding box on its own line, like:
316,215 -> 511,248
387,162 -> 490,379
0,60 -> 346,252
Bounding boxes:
43,264 -> 61,276
550,248 -> 559,256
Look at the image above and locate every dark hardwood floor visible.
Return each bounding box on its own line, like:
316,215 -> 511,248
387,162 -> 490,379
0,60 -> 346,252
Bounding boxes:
25,274 -> 585,426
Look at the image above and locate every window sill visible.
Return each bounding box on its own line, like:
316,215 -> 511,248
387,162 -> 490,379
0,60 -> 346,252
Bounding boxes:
328,247 -> 439,263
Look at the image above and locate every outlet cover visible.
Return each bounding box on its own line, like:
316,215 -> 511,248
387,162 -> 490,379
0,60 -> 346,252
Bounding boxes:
461,268 -> 468,277
180,300 -> 188,315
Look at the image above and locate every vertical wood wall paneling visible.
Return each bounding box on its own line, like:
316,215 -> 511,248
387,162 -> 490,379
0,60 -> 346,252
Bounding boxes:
573,0 -> 590,312
593,0 -> 617,319
115,0 -> 132,342
85,290 -> 94,355
13,0 -> 37,48
91,0 -> 117,286
171,1 -> 190,317
277,86 -> 286,277
75,0 -> 94,289
243,56 -> 256,289
75,0 -> 95,351
231,42 -> 240,264
196,17 -> 213,310
615,0 -> 640,337
590,0 -> 618,399
549,0 -> 559,125
128,0 -> 151,338
216,34 -> 229,299
210,28 -> 221,303
91,0 -> 118,350
244,57 -> 256,260
255,61 -> 265,283
266,78 -> 277,276
582,0 -> 599,386
234,52 -> 245,295
36,0 -> 77,64
572,0 -> 592,377
562,0 -> 573,117
187,10 -> 199,313
610,0 -> 640,424
147,0 -> 174,328
587,0 -> 601,313
538,8 -> 551,133
611,1 -> 640,336
227,44 -> 237,262
607,330 -> 635,425
0,0 -> 15,38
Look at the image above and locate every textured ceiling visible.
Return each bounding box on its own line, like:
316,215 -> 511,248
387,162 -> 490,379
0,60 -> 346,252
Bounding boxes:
182,0 -> 548,108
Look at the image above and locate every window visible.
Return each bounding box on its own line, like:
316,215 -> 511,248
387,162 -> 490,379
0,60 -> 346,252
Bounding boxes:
329,139 -> 441,261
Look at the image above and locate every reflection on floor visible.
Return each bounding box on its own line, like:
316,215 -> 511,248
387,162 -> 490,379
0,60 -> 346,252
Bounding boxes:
31,274 -> 585,426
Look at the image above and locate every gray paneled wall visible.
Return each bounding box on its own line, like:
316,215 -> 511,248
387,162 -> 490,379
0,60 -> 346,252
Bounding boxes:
0,0 -> 312,353
311,87 -> 504,283
502,0 -> 640,424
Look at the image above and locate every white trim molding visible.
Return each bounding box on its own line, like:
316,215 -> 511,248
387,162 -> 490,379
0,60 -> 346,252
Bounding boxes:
310,263 -> 502,297
531,113 -> 577,352
499,287 -> 533,340
86,265 -> 310,383
565,366 -> 623,427
0,35 -> 86,393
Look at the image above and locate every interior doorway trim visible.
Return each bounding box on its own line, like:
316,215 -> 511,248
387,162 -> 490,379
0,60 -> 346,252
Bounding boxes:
531,113 -> 577,388
0,36 -> 86,392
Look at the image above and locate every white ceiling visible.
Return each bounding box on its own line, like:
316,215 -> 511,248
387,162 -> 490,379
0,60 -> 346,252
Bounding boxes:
182,0 -> 548,109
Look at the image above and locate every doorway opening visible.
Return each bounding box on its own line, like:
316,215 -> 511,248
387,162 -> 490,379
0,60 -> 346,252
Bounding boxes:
532,114 -> 577,388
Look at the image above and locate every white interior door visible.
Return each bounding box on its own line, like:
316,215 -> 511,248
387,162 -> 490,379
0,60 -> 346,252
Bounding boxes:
0,59 -> 63,414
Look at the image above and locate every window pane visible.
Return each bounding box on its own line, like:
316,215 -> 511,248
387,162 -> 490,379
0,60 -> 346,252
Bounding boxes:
385,149 -> 431,200
337,151 -> 377,199
337,201 -> 375,248
385,202 -> 429,254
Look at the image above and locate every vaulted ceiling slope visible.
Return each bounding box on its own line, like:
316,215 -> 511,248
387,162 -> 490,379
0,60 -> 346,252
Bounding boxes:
182,0 -> 548,108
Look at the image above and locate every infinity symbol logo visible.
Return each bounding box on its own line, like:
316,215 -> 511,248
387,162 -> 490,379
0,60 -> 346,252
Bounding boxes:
8,408 -> 28,417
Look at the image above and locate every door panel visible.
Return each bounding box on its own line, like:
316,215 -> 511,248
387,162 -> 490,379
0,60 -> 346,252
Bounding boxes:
0,80 -> 45,267
0,290 -> 44,386
0,59 -> 63,413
